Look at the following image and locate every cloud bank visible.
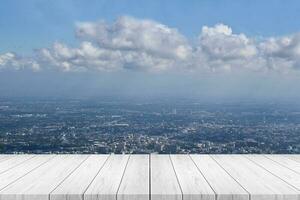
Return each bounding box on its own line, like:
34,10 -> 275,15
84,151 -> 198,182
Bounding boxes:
1,16 -> 300,74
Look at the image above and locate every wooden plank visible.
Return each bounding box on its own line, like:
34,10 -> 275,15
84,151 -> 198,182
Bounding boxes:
0,155 -> 15,163
287,155 -> 300,164
0,155 -> 34,174
212,155 -> 300,200
151,155 -> 182,200
265,155 -> 300,174
50,155 -> 109,200
0,155 -> 55,191
0,154 -> 298,200
117,155 -> 149,200
170,155 -> 215,200
245,155 -> 300,190
0,155 -> 88,200
190,155 -> 249,200
84,154 -> 130,200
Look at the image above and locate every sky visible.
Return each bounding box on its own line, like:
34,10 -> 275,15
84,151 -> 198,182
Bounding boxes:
1,0 -> 300,101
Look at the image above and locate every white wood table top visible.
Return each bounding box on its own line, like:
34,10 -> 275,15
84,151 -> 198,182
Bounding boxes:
0,154 -> 299,200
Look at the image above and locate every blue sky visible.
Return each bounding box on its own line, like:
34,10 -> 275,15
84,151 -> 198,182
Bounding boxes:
1,0 -> 300,54
1,0 -> 300,100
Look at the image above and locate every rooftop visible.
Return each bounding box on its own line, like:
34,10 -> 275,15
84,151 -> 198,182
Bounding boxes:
0,154 -> 299,200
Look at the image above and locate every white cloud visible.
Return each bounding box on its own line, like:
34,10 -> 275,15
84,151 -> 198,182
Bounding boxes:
37,16 -> 192,72
38,42 -> 124,72
259,33 -> 300,70
2,16 -> 300,74
186,24 -> 263,73
38,41 -> 180,73
200,24 -> 257,59
0,52 -> 40,71
76,16 -> 192,60
194,24 -> 300,73
202,24 -> 233,36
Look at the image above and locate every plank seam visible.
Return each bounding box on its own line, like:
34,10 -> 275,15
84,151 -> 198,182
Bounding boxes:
169,154 -> 183,200
0,155 -> 57,192
82,154 -> 111,200
0,155 -> 36,175
49,155 -> 91,200
245,155 -> 300,192
189,155 -> 217,200
116,154 -> 131,200
264,155 -> 300,175
209,155 -> 252,200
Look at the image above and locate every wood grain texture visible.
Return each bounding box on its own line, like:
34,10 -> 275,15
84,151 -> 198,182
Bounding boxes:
50,155 -> 109,200
287,155 -> 300,164
265,155 -> 300,174
0,154 -> 299,200
212,155 -> 300,200
117,155 -> 149,200
170,155 -> 215,200
0,155 -> 55,191
151,155 -> 182,200
84,154 -> 130,200
0,155 -> 88,200
0,155 -> 15,163
0,155 -> 34,174
190,155 -> 249,200
245,155 -> 300,190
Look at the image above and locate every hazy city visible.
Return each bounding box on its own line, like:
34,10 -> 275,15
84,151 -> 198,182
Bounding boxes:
1,98 -> 299,154
1,1 -> 300,155
1,1 -> 300,199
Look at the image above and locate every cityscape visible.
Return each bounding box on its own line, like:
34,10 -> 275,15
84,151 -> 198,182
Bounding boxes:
1,0 -> 300,156
1,1 -> 300,199
1,98 -> 299,154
